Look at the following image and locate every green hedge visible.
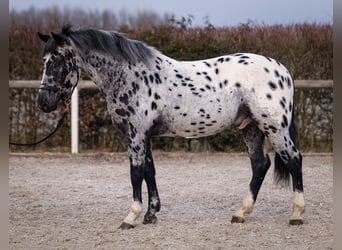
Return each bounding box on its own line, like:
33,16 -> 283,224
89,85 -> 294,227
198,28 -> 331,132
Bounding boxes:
10,23 -> 332,80
9,22 -> 332,152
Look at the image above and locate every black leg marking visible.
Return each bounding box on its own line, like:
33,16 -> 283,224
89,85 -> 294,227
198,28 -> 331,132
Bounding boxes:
243,122 -> 271,202
143,140 -> 161,224
130,163 -> 144,203
232,122 -> 270,223
287,153 -> 303,192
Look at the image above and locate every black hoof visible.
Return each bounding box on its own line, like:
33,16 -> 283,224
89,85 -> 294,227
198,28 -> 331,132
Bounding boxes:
231,216 -> 245,223
119,222 -> 135,230
289,219 -> 304,225
143,214 -> 158,224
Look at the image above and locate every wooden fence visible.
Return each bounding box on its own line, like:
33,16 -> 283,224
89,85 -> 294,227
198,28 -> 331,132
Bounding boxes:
9,80 -> 333,153
9,80 -> 333,89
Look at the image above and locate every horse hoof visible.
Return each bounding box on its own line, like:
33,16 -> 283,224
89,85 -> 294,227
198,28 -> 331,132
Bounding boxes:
231,216 -> 245,223
143,215 -> 158,224
119,222 -> 135,230
289,219 -> 304,225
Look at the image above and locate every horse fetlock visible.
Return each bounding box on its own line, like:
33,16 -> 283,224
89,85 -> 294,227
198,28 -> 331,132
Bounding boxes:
123,201 -> 143,226
242,194 -> 254,214
150,197 -> 161,212
289,191 -> 305,225
132,200 -> 143,212
240,191 -> 255,215
292,192 -> 305,215
232,191 -> 254,223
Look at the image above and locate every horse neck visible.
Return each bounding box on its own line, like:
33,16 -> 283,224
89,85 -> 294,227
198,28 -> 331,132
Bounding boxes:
76,49 -> 175,94
77,50 -> 129,91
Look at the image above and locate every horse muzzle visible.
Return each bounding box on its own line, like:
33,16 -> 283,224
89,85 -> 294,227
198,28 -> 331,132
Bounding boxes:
37,89 -> 59,113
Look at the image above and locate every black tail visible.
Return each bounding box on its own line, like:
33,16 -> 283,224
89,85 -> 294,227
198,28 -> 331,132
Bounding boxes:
274,112 -> 299,186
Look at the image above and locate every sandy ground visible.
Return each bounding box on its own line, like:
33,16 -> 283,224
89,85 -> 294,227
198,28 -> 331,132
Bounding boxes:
9,152 -> 333,250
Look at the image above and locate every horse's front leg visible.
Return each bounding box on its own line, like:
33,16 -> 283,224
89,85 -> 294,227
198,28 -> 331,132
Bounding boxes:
119,135 -> 146,229
143,140 -> 161,224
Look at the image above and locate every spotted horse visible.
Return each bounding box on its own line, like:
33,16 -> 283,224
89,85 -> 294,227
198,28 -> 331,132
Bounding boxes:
37,24 -> 305,229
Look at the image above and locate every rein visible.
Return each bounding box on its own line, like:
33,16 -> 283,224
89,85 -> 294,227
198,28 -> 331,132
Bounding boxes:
9,64 -> 80,147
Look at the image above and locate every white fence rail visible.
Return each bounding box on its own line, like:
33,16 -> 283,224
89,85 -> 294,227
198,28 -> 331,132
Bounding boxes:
9,80 -> 333,153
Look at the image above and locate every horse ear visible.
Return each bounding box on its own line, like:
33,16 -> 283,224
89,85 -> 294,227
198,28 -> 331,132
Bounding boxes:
37,32 -> 50,43
51,32 -> 66,46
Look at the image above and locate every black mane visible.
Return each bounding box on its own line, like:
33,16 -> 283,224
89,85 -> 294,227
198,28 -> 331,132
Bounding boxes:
60,24 -> 156,65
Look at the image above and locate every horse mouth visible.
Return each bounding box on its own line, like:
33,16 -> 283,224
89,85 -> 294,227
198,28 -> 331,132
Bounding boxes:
37,91 -> 59,113
39,103 -> 57,113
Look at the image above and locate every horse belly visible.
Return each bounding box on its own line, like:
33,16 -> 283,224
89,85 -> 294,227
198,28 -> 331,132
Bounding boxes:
161,96 -> 240,139
161,121 -> 230,138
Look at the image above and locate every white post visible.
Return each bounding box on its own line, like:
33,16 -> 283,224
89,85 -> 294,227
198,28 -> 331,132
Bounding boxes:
71,87 -> 79,153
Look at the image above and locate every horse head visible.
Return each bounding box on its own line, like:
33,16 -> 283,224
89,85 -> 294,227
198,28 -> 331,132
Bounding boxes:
37,31 -> 80,113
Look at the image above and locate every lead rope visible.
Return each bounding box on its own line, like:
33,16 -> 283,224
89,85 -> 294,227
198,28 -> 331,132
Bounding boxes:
9,104 -> 70,147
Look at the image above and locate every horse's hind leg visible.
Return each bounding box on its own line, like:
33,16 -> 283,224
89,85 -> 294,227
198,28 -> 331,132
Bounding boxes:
285,153 -> 305,225
231,122 -> 271,223
142,140 -> 161,224
271,132 -> 305,225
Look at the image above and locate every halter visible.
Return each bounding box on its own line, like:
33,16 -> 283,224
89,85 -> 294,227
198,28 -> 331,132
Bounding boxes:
40,58 -> 80,105
61,64 -> 80,105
